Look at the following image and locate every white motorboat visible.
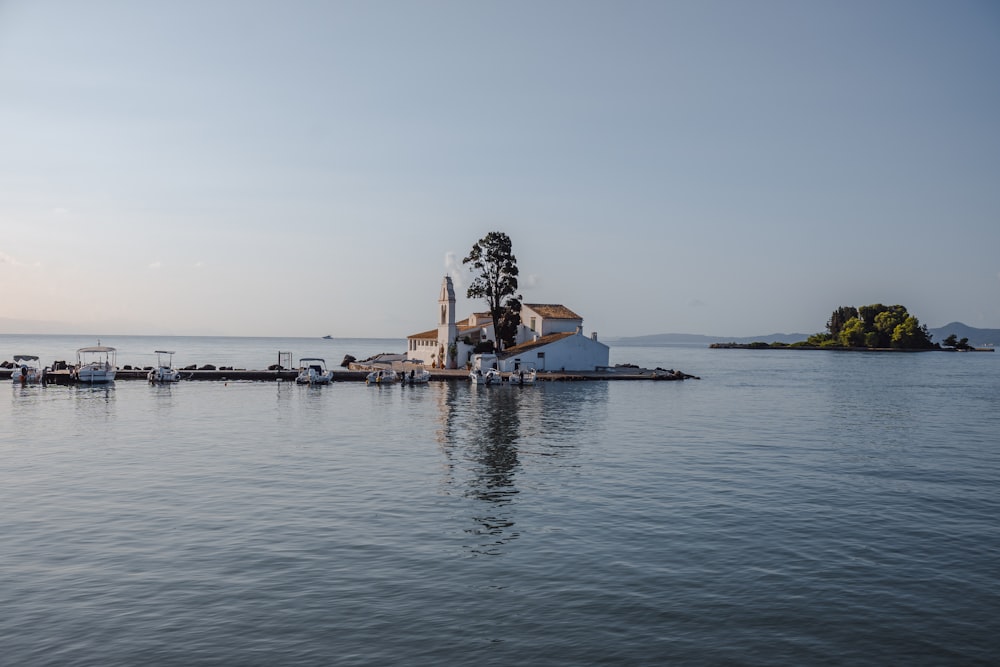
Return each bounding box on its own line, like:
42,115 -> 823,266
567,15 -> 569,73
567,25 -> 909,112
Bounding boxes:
399,363 -> 431,384
469,353 -> 503,385
11,355 -> 44,385
75,345 -> 117,383
296,357 -> 334,385
509,367 -> 537,385
148,350 -> 181,383
366,368 -> 397,385
469,367 -> 503,385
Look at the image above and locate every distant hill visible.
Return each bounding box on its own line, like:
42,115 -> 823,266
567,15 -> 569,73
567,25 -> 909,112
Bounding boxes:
611,332 -> 812,346
929,322 -> 1000,348
613,323 -> 998,348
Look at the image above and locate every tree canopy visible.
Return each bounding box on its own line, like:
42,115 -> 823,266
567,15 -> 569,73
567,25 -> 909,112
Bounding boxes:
808,303 -> 936,349
942,334 -> 972,350
463,231 -> 522,352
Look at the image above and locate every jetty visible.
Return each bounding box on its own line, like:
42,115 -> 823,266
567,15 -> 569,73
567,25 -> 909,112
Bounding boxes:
1,365 -> 698,384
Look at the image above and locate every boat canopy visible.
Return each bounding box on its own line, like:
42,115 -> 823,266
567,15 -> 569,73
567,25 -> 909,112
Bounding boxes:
299,357 -> 326,363
78,346 -> 116,353
154,350 -> 175,355
13,355 -> 40,362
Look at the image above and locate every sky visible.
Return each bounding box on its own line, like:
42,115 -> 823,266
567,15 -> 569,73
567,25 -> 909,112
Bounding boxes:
1,0 -> 998,338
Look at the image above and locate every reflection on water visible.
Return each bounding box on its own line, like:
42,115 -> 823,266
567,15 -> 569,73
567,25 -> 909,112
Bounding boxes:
72,384 -> 116,422
467,387 -> 523,555
2,350 -> 998,666
436,383 -> 529,555
434,383 -> 605,557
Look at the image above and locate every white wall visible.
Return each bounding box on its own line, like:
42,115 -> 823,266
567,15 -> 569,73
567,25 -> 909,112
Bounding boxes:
407,338 -> 439,364
521,305 -> 582,337
501,332 -> 609,372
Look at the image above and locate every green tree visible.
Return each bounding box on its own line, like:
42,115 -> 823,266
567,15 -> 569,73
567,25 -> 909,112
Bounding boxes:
463,231 -> 522,352
858,303 -> 889,330
891,316 -> 932,348
813,303 -> 935,349
827,306 -> 859,337
839,317 -> 867,347
942,334 -> 969,350
807,332 -> 833,346
874,306 -> 908,347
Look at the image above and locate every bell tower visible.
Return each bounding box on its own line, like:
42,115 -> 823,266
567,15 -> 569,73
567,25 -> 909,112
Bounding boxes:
437,276 -> 458,368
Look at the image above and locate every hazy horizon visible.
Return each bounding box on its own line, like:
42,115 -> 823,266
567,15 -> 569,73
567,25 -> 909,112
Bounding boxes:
3,1 -> 998,338
0,315 -> 991,342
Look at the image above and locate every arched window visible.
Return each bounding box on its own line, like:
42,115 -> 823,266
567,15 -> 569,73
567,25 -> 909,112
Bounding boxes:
441,305 -> 446,325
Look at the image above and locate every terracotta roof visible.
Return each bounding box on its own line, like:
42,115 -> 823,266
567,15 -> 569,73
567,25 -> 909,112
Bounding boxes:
409,313 -> 495,340
409,317 -> 491,340
500,331 -> 576,358
524,304 -> 581,320
408,328 -> 437,340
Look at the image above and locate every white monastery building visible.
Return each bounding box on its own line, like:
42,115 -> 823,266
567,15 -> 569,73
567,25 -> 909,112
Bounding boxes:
406,276 -> 610,372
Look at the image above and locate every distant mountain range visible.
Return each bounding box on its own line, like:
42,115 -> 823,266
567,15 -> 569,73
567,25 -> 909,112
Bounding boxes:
928,322 -> 1000,347
610,332 -> 812,346
612,322 -> 999,347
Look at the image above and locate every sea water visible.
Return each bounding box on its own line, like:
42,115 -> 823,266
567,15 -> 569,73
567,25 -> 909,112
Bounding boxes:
1,336 -> 998,665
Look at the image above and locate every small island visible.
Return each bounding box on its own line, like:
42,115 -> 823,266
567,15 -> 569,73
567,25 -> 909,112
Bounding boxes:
710,304 -> 994,351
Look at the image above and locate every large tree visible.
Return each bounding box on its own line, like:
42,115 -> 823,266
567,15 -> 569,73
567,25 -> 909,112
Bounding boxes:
463,231 -> 522,352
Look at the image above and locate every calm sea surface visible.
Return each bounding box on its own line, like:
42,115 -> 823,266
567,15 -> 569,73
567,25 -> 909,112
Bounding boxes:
2,335 -> 998,665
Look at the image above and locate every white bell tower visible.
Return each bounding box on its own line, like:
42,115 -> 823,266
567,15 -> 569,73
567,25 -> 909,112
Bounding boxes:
437,276 -> 458,368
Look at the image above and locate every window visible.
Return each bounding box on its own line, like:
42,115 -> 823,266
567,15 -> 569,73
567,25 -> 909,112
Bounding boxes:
530,317 -> 536,331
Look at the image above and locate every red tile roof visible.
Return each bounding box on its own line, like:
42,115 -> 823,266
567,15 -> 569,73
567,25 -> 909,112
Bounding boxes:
524,304 -> 581,320
409,328 -> 437,340
500,331 -> 576,357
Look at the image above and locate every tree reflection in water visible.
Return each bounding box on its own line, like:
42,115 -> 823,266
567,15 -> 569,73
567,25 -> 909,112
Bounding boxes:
468,386 -> 522,555
437,382 -> 524,556
435,382 -> 605,556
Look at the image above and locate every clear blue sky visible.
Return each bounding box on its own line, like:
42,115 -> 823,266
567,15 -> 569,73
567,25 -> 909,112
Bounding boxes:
2,0 -> 998,338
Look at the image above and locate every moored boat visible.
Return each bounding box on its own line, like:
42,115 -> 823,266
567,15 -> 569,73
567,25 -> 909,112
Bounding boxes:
469,353 -> 502,385
399,363 -> 431,384
366,368 -> 397,385
469,367 -> 503,385
148,350 -> 181,383
11,355 -> 44,385
509,367 -> 537,385
296,357 -> 334,385
74,345 -> 117,384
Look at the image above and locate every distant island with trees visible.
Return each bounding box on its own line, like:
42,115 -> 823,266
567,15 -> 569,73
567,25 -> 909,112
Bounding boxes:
613,304 -> 1000,351
705,304 -> 994,351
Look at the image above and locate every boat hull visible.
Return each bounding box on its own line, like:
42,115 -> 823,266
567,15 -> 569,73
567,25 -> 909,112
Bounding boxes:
296,372 -> 334,385
11,369 -> 43,385
366,369 -> 397,385
76,367 -> 116,383
470,369 -> 503,385
148,368 -> 180,383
